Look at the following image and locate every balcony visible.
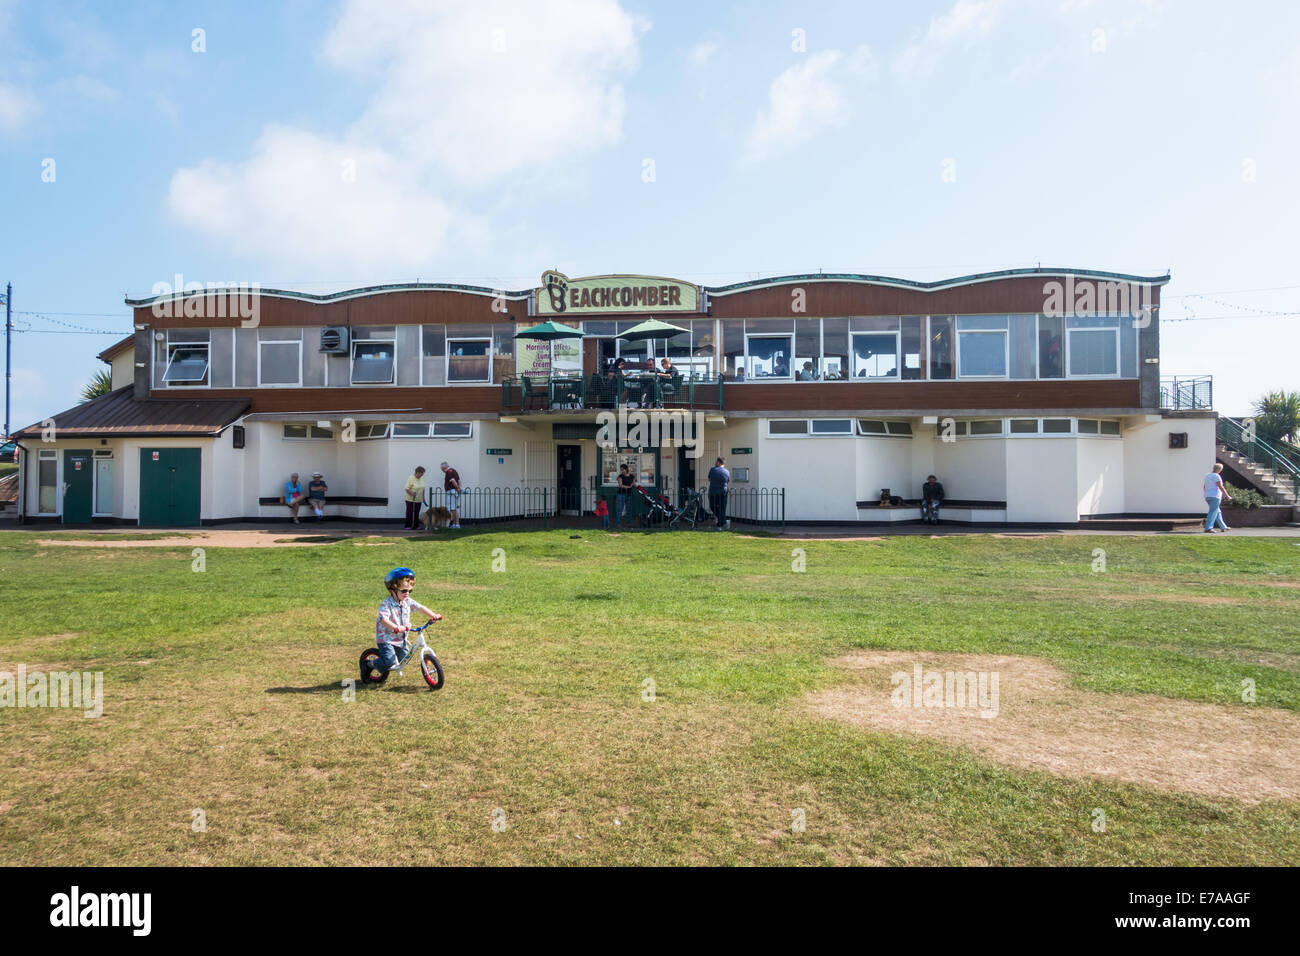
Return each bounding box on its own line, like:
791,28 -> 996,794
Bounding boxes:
1159,375 -> 1213,411
500,372 -> 725,413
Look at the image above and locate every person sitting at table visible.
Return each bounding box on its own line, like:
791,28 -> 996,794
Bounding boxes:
798,361 -> 818,381
653,357 -> 675,407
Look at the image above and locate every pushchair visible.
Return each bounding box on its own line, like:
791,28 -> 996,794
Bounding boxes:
669,488 -> 704,529
633,484 -> 678,528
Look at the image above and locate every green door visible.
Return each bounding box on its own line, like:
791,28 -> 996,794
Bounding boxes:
62,449 -> 94,523
139,448 -> 202,527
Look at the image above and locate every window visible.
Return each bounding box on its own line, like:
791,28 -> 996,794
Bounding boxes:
1099,420 -> 1121,436
1077,419 -> 1099,434
421,326 -> 446,386
1043,418 -> 1071,433
956,316 -> 1008,377
885,421 -> 913,436
392,423 -> 431,438
809,419 -> 853,435
1068,325 -> 1120,377
969,419 -> 1003,436
1077,418 -> 1120,436
258,339 -> 302,386
38,450 -> 57,513
746,335 -> 793,379
283,424 -> 333,440
352,340 -> 395,384
601,449 -> 655,486
929,316 -> 954,380
795,320 -> 820,380
93,449 -> 114,515
901,317 -> 924,380
858,420 -> 913,437
769,419 -> 808,435
821,318 -> 848,381
1038,314 -> 1064,379
163,344 -> 210,384
851,333 -> 899,379
447,338 -> 491,383
1010,419 -> 1039,434
432,422 -> 473,438
356,423 -> 389,440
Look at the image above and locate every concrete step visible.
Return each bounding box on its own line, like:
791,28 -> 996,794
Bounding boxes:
1078,517 -> 1204,532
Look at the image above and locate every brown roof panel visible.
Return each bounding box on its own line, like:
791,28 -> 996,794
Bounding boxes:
13,386 -> 249,439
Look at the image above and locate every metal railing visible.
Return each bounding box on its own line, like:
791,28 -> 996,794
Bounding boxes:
1160,375 -> 1213,410
424,485 -> 784,531
500,373 -> 725,413
1217,417 -> 1299,502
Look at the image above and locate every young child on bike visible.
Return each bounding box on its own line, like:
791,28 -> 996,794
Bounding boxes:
365,567 -> 442,680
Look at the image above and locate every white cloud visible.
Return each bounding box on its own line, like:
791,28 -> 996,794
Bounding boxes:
893,0 -> 1006,81
744,47 -> 873,163
688,40 -> 719,67
0,82 -> 37,132
166,0 -> 646,272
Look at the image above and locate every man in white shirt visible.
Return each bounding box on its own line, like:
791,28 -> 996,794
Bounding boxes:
1203,462 -> 1233,533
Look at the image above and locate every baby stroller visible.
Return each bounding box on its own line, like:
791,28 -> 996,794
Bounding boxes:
633,484 -> 678,528
669,488 -> 704,529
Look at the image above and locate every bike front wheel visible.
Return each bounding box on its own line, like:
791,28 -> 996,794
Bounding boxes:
420,648 -> 445,690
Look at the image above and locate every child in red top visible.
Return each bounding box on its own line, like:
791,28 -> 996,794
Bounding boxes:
594,498 -> 610,529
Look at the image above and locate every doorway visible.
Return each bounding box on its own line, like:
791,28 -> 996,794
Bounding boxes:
557,444 -> 582,514
676,447 -> 697,508
62,449 -> 93,523
139,448 -> 202,526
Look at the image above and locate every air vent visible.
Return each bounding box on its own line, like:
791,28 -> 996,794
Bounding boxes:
320,326 -> 350,354
1169,432 -> 1188,449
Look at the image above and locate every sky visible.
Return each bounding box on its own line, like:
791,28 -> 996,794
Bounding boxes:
2,0 -> 1298,433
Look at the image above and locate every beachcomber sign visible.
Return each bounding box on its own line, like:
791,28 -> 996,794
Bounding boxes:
537,271 -> 700,315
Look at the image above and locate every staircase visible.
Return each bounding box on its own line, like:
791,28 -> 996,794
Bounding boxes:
1215,418 -> 1299,506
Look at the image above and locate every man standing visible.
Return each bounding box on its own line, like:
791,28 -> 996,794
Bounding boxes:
1203,462 -> 1233,533
441,461 -> 463,529
921,474 -> 945,525
307,471 -> 328,522
708,456 -> 730,530
402,466 -> 426,531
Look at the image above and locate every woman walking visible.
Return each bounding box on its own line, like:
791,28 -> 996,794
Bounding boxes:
403,466 -> 427,531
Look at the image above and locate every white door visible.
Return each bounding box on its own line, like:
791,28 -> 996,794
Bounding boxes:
94,458 -> 114,515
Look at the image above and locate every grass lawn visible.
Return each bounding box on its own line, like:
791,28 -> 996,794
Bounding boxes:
0,463 -> 16,480
0,530 -> 1297,865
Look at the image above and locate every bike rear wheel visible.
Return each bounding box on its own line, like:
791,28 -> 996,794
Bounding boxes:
420,648 -> 445,690
359,648 -> 388,685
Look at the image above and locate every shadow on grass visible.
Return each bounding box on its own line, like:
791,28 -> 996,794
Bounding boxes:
266,680 -> 435,694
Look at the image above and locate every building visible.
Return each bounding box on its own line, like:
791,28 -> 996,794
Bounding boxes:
12,268 -> 1216,526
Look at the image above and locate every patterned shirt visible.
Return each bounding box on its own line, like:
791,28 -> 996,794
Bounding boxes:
375,594 -> 435,645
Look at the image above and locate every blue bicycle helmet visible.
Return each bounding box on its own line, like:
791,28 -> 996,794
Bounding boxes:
384,567 -> 415,586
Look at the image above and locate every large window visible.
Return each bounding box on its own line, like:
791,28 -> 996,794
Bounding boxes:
821,318 -> 848,380
956,316 -> 1008,377
1067,317 -> 1120,377
447,338 -> 491,383
352,340 -> 395,384
928,316 -> 954,380
162,331 -> 211,385
746,335 -> 793,379
851,333 -> 899,379
601,449 -> 655,485
1038,314 -> 1064,378
258,339 -> 302,386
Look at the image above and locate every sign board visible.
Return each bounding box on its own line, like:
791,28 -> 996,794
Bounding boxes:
537,271 -> 700,316
152,451 -> 160,461
516,337 -> 581,377
486,448 -> 512,456
731,447 -> 753,455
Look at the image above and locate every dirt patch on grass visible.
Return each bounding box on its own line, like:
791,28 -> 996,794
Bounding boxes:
808,651 -> 1300,804
1027,586 -> 1251,607
34,532 -> 344,549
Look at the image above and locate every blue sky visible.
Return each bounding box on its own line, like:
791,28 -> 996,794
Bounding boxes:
2,0 -> 1298,432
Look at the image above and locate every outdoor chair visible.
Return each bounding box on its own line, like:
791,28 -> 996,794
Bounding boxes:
520,374 -> 549,411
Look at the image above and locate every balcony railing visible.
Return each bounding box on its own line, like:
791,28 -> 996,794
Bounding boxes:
1159,375 -> 1213,410
500,372 -> 725,413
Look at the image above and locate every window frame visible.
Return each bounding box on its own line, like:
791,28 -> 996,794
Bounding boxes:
161,331 -> 212,388
282,424 -> 334,441
955,322 -> 1009,379
767,419 -> 809,437
1065,325 -> 1122,379
350,338 -> 397,386
446,336 -> 493,385
257,337 -> 303,388
744,333 -> 795,382
849,331 -> 901,380
432,421 -> 473,438
356,423 -> 390,441
37,448 -> 58,515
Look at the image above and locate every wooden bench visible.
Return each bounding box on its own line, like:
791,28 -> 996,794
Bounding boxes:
259,496 -> 388,507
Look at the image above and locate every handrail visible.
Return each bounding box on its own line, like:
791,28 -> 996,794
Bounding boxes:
1160,375 -> 1213,410
1217,416 -> 1300,499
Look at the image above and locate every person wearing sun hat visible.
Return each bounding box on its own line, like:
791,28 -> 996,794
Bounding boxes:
307,471 -> 328,522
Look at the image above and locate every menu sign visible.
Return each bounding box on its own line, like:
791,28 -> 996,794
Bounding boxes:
537,271 -> 700,315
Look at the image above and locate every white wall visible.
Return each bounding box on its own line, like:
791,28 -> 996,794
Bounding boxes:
1123,416 -> 1215,513
933,437 -> 1007,502
1077,436 -> 1125,515
855,437 -> 914,503
1006,438 -> 1078,522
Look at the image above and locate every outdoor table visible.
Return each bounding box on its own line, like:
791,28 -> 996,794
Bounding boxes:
549,376 -> 584,409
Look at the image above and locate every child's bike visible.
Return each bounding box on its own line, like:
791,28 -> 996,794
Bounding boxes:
359,620 -> 445,690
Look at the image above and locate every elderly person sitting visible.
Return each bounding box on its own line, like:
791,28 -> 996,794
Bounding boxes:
307,471 -> 328,522
284,472 -> 306,524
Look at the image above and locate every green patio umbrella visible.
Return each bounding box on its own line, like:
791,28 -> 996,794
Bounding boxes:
514,320 -> 586,376
616,318 -> 689,342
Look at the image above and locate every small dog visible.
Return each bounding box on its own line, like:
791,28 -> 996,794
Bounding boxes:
420,505 -> 453,530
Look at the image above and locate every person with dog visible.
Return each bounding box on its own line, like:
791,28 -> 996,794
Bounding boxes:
440,461 -> 462,529
402,466 -> 426,531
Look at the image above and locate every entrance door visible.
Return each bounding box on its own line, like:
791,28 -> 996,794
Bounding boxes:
62,449 -> 93,523
139,448 -> 202,526
677,447 -> 697,508
557,444 -> 582,515
94,456 -> 115,515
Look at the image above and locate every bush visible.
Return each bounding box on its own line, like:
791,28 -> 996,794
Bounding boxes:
1223,482 -> 1273,509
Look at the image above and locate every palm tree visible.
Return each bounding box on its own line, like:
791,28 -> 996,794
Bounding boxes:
80,369 -> 113,403
1251,390 -> 1300,444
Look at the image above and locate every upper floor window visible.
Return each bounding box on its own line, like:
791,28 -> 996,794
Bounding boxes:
1066,316 -> 1120,378
162,330 -> 211,385
956,316 -> 1008,378
352,339 -> 395,384
851,332 -> 899,379
745,334 -> 793,380
447,338 -> 491,383
259,338 -> 302,387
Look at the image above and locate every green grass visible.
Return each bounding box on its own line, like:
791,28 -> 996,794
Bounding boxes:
0,530 -> 1297,865
0,462 -> 16,480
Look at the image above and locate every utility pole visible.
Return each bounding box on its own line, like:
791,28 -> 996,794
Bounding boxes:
3,282 -> 10,441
